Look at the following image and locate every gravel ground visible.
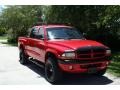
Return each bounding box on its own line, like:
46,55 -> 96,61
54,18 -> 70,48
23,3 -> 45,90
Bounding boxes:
0,40 -> 120,85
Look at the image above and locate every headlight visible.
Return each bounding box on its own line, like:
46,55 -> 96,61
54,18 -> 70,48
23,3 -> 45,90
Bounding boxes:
62,52 -> 75,58
106,50 -> 111,55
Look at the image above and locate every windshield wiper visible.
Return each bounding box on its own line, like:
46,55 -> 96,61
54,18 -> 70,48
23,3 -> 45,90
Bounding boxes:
53,37 -> 85,40
53,37 -> 65,39
64,37 -> 78,40
54,37 -> 73,40
64,37 -> 85,40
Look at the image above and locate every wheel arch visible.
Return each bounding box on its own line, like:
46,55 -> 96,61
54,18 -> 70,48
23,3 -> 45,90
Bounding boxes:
19,44 -> 25,50
45,51 -> 58,63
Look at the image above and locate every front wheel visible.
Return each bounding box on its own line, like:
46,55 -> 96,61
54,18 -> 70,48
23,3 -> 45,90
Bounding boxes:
45,57 -> 62,84
19,49 -> 29,65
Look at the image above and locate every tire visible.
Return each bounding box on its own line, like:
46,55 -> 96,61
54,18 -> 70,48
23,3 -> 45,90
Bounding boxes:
45,57 -> 62,84
95,69 -> 106,76
19,48 -> 29,65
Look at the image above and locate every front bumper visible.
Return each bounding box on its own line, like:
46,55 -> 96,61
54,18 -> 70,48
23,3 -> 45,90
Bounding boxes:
58,59 -> 111,73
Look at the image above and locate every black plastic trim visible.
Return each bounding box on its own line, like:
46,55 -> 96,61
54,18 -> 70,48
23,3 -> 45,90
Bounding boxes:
58,58 -> 110,64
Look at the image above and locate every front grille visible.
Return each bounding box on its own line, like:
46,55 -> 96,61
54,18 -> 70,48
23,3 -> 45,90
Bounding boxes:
76,46 -> 106,59
93,53 -> 105,57
78,54 -> 91,58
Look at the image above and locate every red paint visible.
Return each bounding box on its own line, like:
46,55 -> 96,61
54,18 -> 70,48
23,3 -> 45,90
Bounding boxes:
18,25 -> 111,73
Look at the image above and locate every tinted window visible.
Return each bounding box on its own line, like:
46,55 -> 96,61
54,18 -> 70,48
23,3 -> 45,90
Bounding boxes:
30,28 -> 38,38
38,27 -> 44,38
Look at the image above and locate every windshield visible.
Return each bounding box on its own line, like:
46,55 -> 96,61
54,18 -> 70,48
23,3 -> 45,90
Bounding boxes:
47,27 -> 84,40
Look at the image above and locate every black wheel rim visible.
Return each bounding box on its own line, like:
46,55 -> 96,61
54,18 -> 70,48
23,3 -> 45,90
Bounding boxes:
46,63 -> 54,81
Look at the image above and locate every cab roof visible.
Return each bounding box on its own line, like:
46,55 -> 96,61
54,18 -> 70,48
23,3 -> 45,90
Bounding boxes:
34,25 -> 72,28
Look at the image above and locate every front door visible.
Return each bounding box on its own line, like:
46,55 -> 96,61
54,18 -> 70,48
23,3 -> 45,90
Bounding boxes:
33,27 -> 46,63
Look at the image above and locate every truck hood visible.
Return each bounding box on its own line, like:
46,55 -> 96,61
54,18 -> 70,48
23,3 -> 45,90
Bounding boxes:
48,40 -> 106,51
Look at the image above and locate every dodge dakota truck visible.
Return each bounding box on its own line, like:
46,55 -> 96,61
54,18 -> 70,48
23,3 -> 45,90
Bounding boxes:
18,25 -> 111,83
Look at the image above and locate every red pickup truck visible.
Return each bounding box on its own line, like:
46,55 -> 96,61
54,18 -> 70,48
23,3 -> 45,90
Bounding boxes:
18,25 -> 111,83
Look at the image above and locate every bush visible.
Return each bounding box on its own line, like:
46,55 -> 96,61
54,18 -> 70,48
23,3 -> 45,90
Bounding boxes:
7,37 -> 17,43
7,29 -> 17,43
108,52 -> 120,77
0,28 -> 6,36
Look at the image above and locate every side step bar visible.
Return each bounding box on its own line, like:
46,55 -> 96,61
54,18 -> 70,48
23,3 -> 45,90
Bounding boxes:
29,58 -> 45,68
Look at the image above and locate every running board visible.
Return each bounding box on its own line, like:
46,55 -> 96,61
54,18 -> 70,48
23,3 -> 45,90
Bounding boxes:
29,58 -> 45,68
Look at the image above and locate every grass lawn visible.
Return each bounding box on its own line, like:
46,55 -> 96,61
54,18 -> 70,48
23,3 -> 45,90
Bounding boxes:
1,42 -> 18,46
0,35 -> 7,40
108,52 -> 120,77
0,35 -> 17,46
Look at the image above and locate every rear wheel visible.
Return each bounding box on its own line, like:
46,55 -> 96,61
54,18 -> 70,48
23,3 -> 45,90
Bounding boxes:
19,48 -> 29,65
45,57 -> 62,84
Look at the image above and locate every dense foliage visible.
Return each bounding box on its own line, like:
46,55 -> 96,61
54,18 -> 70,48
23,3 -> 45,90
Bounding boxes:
0,5 -> 42,43
45,5 -> 120,50
0,27 -> 6,36
0,5 -> 120,50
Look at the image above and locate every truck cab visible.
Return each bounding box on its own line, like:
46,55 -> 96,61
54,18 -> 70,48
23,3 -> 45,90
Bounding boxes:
18,25 -> 111,83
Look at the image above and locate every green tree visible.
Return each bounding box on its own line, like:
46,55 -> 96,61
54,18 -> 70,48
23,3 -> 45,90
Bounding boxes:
44,5 -> 120,50
0,5 -> 120,50
0,5 -> 42,43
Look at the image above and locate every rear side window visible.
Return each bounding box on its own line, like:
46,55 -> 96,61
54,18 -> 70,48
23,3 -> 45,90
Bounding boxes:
30,28 -> 38,38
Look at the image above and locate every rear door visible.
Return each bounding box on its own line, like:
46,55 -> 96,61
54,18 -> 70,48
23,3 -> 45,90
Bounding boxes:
25,27 -> 38,58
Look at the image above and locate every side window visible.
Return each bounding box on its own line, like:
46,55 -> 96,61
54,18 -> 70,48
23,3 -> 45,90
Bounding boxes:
38,27 -> 44,39
30,28 -> 38,38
